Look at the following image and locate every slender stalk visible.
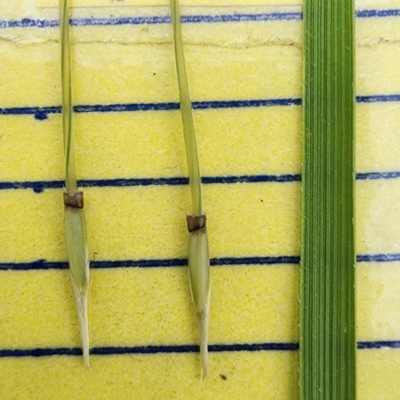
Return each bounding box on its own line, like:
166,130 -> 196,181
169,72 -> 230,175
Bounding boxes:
60,0 -> 76,195
170,0 -> 210,379
301,0 -> 355,399
60,0 -> 90,367
170,0 -> 202,216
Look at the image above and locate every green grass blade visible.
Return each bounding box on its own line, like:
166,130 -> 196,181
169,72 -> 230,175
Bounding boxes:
170,0 -> 211,379
170,0 -> 202,215
60,0 -> 76,195
301,1 -> 355,399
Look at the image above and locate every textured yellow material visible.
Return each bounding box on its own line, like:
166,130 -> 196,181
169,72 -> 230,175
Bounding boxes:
1,352 -> 300,400
357,263 -> 400,340
1,1 -> 400,399
0,184 -> 300,261
0,266 -> 299,349
38,0 -> 302,7
36,0 -> 400,7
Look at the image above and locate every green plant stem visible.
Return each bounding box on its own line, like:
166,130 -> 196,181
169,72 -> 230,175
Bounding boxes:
301,1 -> 355,399
60,0 -> 90,367
170,0 -> 210,379
170,0 -> 202,216
60,0 -> 77,195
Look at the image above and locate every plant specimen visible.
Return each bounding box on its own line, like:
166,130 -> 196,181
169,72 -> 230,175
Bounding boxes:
60,0 -> 90,366
170,0 -> 211,379
301,0 -> 355,398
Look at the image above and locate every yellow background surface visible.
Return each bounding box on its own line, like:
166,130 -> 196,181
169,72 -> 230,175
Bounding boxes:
38,0 -> 303,7
36,0 -> 400,8
1,1 -> 400,399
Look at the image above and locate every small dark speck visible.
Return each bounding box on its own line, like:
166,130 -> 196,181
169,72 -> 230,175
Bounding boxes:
260,199 -> 264,202
153,72 -> 156,76
35,111 -> 48,120
33,186 -> 44,194
220,374 -> 227,381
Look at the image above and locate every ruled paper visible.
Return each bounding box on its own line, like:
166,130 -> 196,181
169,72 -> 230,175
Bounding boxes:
1,2 -> 400,399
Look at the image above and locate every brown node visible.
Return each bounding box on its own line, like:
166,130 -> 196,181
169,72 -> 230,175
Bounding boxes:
64,191 -> 84,209
186,214 -> 206,232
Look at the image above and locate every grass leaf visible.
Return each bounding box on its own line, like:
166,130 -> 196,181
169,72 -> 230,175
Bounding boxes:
301,0 -> 356,398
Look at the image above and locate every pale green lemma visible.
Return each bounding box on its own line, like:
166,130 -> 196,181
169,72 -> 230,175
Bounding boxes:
188,226 -> 210,377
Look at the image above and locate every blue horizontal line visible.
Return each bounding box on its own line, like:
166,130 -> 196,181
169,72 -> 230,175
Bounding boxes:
0,106 -> 60,120
357,254 -> 400,263
0,342 -> 299,358
358,341 -> 400,349
194,98 -> 301,109
356,9 -> 400,18
71,13 -> 304,26
0,256 -> 300,271
0,174 -> 301,193
212,256 -> 300,266
3,95 -> 400,121
0,177 -> 184,192
0,13 -> 302,29
204,174 -> 301,184
1,10 -> 400,30
0,18 -> 59,28
1,341 -> 399,358
0,99 -> 301,120
0,179 -> 63,192
75,102 -> 179,114
3,254 -> 400,271
356,171 -> 400,180
3,170 -> 400,194
0,260 -> 68,271
356,94 -> 400,103
75,99 -> 301,113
